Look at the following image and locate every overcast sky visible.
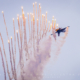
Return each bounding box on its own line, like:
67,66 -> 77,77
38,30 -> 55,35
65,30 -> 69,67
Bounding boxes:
0,0 -> 80,80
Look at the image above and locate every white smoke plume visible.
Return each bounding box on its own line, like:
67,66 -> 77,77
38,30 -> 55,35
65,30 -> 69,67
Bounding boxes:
17,36 -> 52,80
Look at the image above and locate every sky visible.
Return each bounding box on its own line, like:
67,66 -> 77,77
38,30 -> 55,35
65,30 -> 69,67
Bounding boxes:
0,0 -> 80,80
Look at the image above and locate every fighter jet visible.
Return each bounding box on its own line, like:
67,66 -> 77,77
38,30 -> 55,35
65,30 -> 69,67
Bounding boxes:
55,26 -> 70,36
51,26 -> 69,36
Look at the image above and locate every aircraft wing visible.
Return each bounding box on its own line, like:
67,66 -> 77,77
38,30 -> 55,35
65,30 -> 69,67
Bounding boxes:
61,27 -> 66,31
61,26 -> 70,31
58,32 -> 60,36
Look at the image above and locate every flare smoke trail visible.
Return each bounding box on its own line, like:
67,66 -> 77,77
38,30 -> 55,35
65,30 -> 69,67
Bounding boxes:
0,2 -> 69,80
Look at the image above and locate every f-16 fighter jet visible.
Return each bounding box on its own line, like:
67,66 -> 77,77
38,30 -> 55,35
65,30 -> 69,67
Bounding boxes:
51,26 -> 70,36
